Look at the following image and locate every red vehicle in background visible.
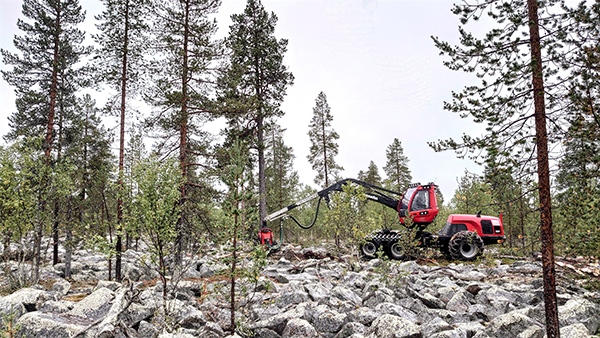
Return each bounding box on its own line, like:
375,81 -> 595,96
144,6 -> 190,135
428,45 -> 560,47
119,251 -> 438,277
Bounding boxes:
261,179 -> 505,261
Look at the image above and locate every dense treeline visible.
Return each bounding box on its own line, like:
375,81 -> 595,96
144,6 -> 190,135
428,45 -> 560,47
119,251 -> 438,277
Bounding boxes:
1,0 -> 599,295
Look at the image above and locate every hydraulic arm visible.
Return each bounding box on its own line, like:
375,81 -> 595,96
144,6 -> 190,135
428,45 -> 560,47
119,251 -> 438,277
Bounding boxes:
262,178 -> 403,229
259,178 -> 421,247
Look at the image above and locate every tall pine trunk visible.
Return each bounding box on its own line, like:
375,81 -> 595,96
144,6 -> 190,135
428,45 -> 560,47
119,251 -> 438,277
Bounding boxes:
174,0 -> 191,265
65,196 -> 73,279
230,213 -> 237,335
258,114 -> 266,224
53,200 -> 60,265
116,0 -> 130,282
52,103 -> 64,266
321,116 -> 328,187
257,47 -> 267,225
53,88 -> 67,266
526,0 -> 559,336
35,0 -> 62,284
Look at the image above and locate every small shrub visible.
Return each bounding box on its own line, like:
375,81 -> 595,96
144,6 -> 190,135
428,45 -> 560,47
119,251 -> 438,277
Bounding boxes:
1,305 -> 24,338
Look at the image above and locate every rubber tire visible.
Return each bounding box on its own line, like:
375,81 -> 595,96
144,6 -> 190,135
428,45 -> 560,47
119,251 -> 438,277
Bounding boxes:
359,241 -> 379,259
448,231 -> 484,261
385,242 -> 405,260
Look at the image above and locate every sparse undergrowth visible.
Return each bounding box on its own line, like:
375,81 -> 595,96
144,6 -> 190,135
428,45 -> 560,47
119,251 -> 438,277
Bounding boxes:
1,305 -> 23,338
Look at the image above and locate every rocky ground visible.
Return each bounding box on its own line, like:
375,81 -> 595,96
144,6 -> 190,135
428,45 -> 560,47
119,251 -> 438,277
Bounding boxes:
0,242 -> 599,338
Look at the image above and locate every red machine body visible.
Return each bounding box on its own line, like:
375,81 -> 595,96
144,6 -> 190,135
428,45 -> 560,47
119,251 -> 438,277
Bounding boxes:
440,214 -> 505,245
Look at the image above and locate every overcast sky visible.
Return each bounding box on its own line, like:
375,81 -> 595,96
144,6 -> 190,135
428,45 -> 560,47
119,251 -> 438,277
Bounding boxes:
0,0 -> 487,201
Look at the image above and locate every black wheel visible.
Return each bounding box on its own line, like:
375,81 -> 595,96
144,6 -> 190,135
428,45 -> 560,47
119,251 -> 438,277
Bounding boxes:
448,231 -> 484,261
359,241 -> 379,259
385,241 -> 405,260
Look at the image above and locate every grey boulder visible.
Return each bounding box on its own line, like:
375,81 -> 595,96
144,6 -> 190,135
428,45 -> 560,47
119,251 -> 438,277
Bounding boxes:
366,314 -> 422,338
483,312 -> 541,338
282,318 -> 319,338
17,311 -> 93,338
558,298 -> 600,334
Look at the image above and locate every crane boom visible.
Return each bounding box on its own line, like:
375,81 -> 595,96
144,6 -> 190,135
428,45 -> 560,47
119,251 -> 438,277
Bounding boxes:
264,192 -> 319,223
262,178 -> 409,229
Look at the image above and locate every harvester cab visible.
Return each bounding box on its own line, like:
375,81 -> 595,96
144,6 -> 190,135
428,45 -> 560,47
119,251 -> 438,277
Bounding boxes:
396,183 -> 439,227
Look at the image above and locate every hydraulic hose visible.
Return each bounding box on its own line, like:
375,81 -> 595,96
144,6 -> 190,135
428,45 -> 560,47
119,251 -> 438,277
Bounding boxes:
268,219 -> 284,251
288,195 -> 324,229
266,196 -> 324,252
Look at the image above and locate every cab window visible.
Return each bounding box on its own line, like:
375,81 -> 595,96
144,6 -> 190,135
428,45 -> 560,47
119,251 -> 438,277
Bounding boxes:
410,190 -> 430,211
400,187 -> 417,211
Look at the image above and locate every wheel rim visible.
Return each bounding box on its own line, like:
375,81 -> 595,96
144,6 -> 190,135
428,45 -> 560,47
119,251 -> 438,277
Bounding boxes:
391,243 -> 403,257
460,242 -> 477,259
362,242 -> 377,256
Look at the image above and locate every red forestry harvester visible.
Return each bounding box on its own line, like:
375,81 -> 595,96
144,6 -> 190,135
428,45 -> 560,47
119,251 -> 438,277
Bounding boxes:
260,179 -> 505,261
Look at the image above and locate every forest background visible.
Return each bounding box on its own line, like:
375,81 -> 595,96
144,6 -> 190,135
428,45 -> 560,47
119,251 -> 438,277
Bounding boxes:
0,0 -> 598,301
1,0 -> 485,197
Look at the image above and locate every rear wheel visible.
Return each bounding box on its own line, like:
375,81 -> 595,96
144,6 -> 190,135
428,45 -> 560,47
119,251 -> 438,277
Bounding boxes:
385,242 -> 405,260
359,241 -> 378,259
448,231 -> 484,261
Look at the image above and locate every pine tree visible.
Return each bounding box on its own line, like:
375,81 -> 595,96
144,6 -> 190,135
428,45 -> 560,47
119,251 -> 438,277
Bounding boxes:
1,0 -> 89,283
147,0 -> 222,263
431,1 -> 570,334
1,0 -> 88,154
51,81 -> 80,267
220,139 -> 253,335
307,91 -> 343,188
117,120 -> 147,260
560,1 -> 600,186
265,122 -> 299,212
383,138 -> 411,192
361,161 -> 381,186
484,159 -> 537,251
555,2 -> 600,258
0,142 -> 37,273
66,95 -> 113,278
450,171 -> 494,216
218,0 -> 294,225
94,0 -> 151,282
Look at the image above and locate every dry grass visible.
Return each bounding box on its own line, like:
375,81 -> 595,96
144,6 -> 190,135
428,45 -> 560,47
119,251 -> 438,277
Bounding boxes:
38,279 -> 55,291
138,278 -> 159,289
62,294 -> 88,302
67,279 -> 97,290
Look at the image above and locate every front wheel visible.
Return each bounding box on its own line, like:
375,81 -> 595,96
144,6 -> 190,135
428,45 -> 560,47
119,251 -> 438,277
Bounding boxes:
385,242 -> 406,260
359,241 -> 379,259
448,231 -> 484,261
